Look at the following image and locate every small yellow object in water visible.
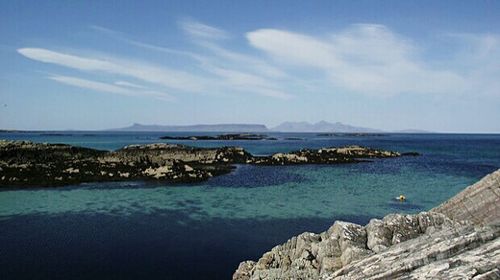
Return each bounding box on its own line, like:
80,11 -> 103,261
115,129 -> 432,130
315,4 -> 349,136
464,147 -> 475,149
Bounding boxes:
397,195 -> 406,202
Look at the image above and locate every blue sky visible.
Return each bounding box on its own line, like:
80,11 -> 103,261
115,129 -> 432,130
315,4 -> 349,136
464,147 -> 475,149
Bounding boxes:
1,0 -> 499,132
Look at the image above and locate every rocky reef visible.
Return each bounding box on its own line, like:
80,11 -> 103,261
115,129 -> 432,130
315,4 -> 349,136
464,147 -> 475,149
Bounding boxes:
0,140 -> 414,187
317,133 -> 387,137
252,146 -> 404,165
160,133 -> 276,141
0,141 -> 251,186
233,170 -> 500,280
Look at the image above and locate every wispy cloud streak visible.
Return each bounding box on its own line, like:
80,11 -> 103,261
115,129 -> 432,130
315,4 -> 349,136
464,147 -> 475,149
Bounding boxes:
18,47 -> 209,93
179,18 -> 228,40
90,23 -> 292,99
50,75 -> 173,101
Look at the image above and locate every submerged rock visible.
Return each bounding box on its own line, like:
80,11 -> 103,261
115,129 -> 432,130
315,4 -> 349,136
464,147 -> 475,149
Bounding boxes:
233,170 -> 500,280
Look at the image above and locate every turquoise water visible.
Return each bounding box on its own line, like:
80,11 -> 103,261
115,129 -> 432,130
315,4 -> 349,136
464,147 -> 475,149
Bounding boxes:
0,132 -> 499,279
0,165 -> 474,220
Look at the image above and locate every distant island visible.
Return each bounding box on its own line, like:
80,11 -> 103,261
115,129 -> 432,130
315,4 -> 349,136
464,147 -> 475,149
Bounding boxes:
108,121 -> 430,133
109,123 -> 269,132
271,121 -> 383,133
317,133 -> 387,137
0,121 -> 432,134
159,133 -> 277,141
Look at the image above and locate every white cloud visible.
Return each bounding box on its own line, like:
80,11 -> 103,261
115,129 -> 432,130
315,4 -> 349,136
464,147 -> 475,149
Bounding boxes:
447,33 -> 500,97
206,66 -> 291,99
18,21 -> 500,101
50,75 -> 173,101
18,47 -> 209,93
19,48 -> 112,71
174,20 -> 291,98
18,46 -> 293,100
195,41 -> 287,79
90,25 -> 203,61
246,24 -> 493,97
247,29 -> 340,69
179,18 -> 228,40
114,80 -> 146,89
90,23 -> 292,99
92,24 -> 285,79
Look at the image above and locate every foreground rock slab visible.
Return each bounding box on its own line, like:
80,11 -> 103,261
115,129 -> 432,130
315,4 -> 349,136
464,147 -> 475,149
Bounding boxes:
433,169 -> 500,225
327,224 -> 499,280
0,140 -> 414,187
233,169 -> 500,280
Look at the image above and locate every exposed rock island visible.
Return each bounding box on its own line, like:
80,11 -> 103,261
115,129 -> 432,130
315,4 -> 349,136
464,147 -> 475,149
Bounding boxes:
159,133 -> 276,141
317,133 -> 387,137
0,140 -> 416,187
233,170 -> 500,280
111,123 -> 269,132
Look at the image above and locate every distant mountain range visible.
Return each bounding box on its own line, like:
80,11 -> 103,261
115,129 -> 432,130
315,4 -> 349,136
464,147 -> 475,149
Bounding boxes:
109,121 -> 433,133
271,121 -> 382,133
110,123 -> 269,132
110,121 -> 403,133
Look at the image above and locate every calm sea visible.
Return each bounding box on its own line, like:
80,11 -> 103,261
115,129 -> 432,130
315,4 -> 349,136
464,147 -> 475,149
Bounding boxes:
1,132 -> 499,279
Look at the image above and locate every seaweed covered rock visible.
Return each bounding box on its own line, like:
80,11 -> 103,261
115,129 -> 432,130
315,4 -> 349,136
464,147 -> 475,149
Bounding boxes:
159,133 -> 273,140
251,145 -> 404,165
0,140 -> 412,187
0,140 -> 251,186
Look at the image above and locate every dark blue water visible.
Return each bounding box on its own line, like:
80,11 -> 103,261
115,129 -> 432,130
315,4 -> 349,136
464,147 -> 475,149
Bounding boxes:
1,132 -> 499,279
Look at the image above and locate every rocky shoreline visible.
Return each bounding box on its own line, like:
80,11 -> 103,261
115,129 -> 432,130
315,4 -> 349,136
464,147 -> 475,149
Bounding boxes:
233,170 -> 500,280
0,140 -> 417,187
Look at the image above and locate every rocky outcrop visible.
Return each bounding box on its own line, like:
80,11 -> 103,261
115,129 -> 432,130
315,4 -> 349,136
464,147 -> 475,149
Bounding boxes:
0,141 -> 251,186
233,170 -> 500,280
0,140 -> 413,187
160,133 -> 275,141
252,146 -> 404,165
433,169 -> 500,225
328,223 -> 499,280
233,212 -> 461,280
110,143 -> 251,165
317,133 -> 387,137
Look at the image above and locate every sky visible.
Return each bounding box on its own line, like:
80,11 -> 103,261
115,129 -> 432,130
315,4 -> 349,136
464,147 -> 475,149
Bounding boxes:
1,0 -> 499,132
